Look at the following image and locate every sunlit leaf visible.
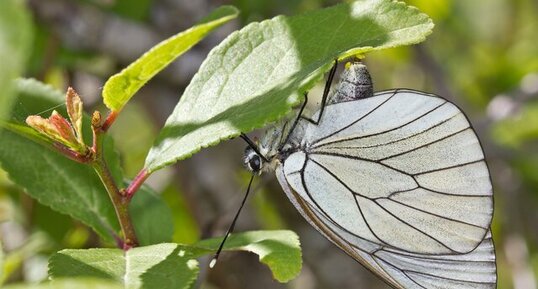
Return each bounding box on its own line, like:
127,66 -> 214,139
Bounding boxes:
49,230 -> 301,285
193,230 -> 302,282
49,244 -> 199,289
102,6 -> 239,112
145,0 -> 434,172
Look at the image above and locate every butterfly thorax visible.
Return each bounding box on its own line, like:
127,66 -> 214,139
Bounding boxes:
244,61 -> 375,174
242,115 -> 307,174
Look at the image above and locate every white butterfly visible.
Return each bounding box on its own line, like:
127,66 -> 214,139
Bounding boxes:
242,61 -> 497,289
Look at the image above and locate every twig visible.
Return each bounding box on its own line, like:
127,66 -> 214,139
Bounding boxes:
90,112 -> 139,250
124,168 -> 149,200
52,142 -> 91,163
101,110 -> 119,132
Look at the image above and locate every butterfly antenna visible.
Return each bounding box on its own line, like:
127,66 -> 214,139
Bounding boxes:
210,173 -> 256,268
240,133 -> 269,162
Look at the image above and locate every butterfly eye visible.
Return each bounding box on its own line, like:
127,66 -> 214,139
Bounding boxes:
249,155 -> 261,171
243,146 -> 263,172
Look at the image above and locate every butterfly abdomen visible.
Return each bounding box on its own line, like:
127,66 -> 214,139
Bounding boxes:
330,62 -> 374,103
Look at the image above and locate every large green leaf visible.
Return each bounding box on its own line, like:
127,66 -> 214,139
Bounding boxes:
0,0 -> 32,121
102,6 -> 239,112
144,0 -> 434,172
49,244 -> 199,289
192,230 -> 302,283
49,230 -> 301,286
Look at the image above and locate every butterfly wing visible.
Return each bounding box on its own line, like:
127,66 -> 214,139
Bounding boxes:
285,89 -> 493,255
276,165 -> 497,289
273,89 -> 495,288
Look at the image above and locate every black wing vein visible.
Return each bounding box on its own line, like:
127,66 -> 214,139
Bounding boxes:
309,157 -> 457,254
313,101 -> 449,149
376,198 -> 487,230
311,90 -> 398,146
377,127 -> 471,162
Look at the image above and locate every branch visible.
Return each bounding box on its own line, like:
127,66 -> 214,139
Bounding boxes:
90,112 -> 138,250
124,168 -> 149,200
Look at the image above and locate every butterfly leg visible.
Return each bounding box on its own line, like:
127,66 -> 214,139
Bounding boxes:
300,59 -> 338,125
279,92 -> 310,149
242,60 -> 338,154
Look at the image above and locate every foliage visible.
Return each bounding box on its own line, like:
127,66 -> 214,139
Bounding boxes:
102,6 -> 239,113
47,230 -> 300,287
193,230 -> 302,282
1,79 -> 173,246
17,0 -> 538,288
144,0 -> 433,172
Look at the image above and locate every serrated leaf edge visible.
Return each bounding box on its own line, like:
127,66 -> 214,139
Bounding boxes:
144,0 -> 434,172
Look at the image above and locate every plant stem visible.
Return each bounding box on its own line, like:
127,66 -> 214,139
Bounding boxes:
91,113 -> 138,250
101,110 -> 118,132
125,168 -> 149,200
52,143 -> 91,163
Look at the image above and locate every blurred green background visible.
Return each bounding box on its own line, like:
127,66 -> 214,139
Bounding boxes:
1,0 -> 537,288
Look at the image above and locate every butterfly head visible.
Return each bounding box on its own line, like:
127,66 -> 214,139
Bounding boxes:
243,146 -> 264,174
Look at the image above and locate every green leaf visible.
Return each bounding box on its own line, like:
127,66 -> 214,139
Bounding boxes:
0,126 -> 120,243
3,79 -> 71,151
2,79 -> 175,246
193,230 -> 302,283
144,0 -> 434,172
129,185 -> 174,246
102,6 -> 239,112
0,0 -> 32,121
32,198 -> 78,246
49,230 -> 301,285
49,244 -> 199,289
3,278 -> 123,289
14,78 -> 65,102
0,80 -> 120,243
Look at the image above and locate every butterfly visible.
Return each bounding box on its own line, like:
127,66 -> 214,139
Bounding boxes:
216,60 -> 497,289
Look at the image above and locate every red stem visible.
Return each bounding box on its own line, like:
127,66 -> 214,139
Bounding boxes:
101,110 -> 119,132
52,143 -> 91,163
125,169 -> 149,200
